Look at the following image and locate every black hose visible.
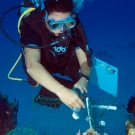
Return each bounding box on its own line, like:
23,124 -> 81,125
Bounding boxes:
0,5 -> 53,49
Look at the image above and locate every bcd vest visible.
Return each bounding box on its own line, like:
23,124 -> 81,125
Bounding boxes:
20,8 -> 92,80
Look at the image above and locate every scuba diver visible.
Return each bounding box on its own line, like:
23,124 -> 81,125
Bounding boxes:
19,0 -> 93,109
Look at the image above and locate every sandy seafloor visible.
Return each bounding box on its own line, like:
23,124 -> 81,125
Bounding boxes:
0,0 -> 135,135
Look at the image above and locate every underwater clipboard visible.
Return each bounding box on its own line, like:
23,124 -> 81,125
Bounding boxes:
90,56 -> 118,97
54,56 -> 118,97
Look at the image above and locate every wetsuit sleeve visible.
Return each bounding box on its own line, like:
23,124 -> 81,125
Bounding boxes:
21,25 -> 42,46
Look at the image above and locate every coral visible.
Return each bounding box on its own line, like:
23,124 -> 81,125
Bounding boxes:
128,128 -> 135,135
125,119 -> 135,135
82,128 -> 100,135
126,94 -> 135,115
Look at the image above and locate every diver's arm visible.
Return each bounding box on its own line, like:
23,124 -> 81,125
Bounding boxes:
24,47 -> 65,92
24,47 -> 85,108
74,48 -> 91,93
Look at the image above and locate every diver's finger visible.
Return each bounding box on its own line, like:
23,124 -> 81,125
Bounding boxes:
68,105 -> 73,109
74,85 -> 84,94
79,85 -> 88,94
72,86 -> 82,95
77,98 -> 85,108
84,87 -> 88,93
70,97 -> 84,109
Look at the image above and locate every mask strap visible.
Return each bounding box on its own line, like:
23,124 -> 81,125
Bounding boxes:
44,10 -> 48,21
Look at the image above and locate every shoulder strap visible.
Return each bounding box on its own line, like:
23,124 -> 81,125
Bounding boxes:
72,14 -> 93,67
20,9 -> 51,62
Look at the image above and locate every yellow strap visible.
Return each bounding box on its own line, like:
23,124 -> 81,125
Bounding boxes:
8,53 -> 24,81
8,8 -> 40,87
18,7 -> 36,35
8,52 -> 39,87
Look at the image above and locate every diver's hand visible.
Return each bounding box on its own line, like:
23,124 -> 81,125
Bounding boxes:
74,77 -> 89,94
55,87 -> 85,108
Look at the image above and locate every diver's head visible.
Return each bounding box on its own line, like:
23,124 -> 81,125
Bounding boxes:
44,0 -> 76,35
45,0 -> 73,15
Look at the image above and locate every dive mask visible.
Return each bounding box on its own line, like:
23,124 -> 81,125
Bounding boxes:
45,11 -> 76,30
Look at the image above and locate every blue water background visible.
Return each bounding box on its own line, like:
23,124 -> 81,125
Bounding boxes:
0,0 -> 135,134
